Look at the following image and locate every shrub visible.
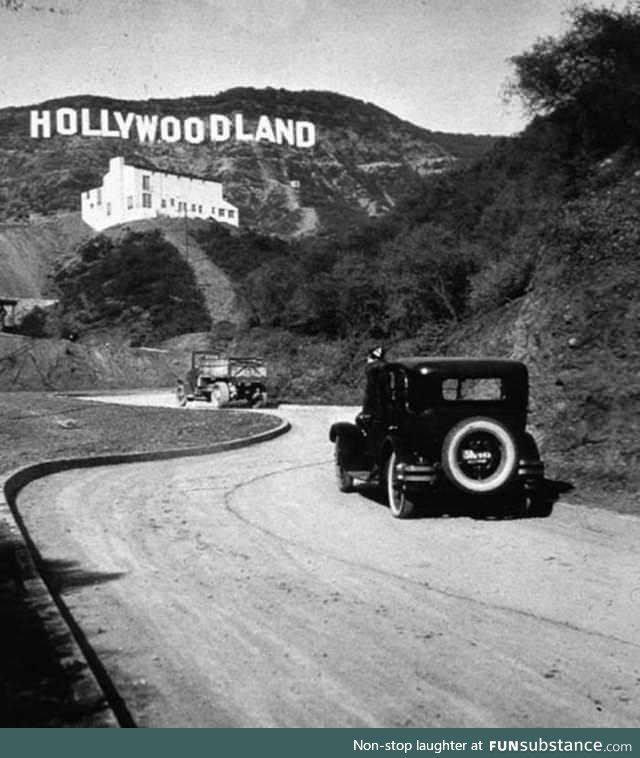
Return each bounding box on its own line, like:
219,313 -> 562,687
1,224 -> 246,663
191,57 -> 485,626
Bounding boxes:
469,248 -> 536,313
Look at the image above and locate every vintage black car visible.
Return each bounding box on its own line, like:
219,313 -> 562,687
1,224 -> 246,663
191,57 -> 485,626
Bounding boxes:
329,357 -> 548,518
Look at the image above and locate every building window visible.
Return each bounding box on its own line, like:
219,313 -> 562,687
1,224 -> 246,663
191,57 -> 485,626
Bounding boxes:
170,198 -> 175,207
85,191 -> 90,199
191,203 -> 196,212
211,206 -> 216,216
106,202 -> 111,216
142,193 -> 152,208
219,208 -> 225,217
142,175 -> 150,190
198,205 -> 202,214
161,198 -> 167,208
227,209 -> 235,218
127,195 -> 133,209
96,189 -> 101,205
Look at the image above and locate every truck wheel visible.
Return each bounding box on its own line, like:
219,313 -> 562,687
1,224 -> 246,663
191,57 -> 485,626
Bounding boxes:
334,435 -> 355,493
211,382 -> 231,408
176,382 -> 188,408
385,451 -> 416,519
442,417 -> 517,494
251,390 -> 267,408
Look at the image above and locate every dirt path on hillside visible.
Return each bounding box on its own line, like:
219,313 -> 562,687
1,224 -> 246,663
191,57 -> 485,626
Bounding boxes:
15,405 -> 640,727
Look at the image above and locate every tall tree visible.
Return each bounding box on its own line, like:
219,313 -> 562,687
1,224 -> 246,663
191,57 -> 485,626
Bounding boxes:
506,4 -> 640,150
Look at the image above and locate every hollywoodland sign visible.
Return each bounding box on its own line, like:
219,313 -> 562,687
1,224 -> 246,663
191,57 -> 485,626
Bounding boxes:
29,107 -> 317,147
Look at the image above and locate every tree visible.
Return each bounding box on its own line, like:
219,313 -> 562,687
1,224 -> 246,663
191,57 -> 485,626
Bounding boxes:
506,5 -> 640,149
379,224 -> 478,335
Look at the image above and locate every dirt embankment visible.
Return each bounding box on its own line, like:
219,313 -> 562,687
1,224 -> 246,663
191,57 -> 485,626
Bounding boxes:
0,333 -> 183,392
0,214 -> 92,298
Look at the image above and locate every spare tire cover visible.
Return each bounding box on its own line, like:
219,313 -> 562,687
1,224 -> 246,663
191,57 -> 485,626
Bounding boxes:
442,417 -> 517,493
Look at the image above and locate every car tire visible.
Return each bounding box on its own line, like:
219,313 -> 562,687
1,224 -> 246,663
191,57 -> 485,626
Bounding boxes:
334,435 -> 355,493
442,417 -> 517,494
385,451 -> 416,519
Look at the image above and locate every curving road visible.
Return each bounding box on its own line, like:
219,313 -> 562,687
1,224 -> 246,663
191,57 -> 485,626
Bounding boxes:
16,404 -> 640,727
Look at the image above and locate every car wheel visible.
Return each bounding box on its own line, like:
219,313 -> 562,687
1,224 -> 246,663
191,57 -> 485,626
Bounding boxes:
442,417 -> 517,495
334,435 -> 355,493
385,451 -> 416,519
176,382 -> 188,408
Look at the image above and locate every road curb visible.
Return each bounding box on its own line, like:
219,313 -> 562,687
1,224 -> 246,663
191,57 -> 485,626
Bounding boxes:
1,415 -> 291,727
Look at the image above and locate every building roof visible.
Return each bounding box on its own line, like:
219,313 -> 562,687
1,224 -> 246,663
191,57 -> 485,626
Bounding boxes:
120,159 -> 224,186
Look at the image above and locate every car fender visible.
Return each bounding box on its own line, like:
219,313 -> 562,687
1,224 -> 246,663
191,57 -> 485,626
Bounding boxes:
329,421 -> 363,444
330,422 -> 367,470
519,431 -> 542,460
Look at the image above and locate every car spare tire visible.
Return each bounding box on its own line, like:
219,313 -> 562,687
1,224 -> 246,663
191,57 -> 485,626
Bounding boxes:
442,417 -> 517,494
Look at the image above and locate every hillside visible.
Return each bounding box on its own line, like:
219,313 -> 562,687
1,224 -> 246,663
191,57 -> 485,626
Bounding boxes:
0,88 -> 496,236
1,7 -> 638,509
0,214 -> 92,297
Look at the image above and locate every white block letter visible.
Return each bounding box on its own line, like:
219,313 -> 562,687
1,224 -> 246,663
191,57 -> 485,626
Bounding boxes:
56,107 -> 78,136
100,109 -> 121,138
135,113 -> 158,143
275,117 -> 295,145
160,116 -> 181,143
81,108 -> 102,136
113,111 -> 135,139
255,115 -> 276,143
184,117 -> 205,144
295,121 -> 316,148
234,113 -> 254,142
30,110 -> 51,138
210,115 -> 231,142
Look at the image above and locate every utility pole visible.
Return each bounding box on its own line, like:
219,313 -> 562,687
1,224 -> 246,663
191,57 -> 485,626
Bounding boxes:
184,202 -> 188,263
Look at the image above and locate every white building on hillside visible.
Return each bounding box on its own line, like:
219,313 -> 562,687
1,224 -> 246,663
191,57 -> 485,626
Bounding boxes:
81,156 -> 239,231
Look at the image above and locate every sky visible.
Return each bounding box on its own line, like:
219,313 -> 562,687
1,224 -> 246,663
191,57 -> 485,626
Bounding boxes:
0,0 -> 623,135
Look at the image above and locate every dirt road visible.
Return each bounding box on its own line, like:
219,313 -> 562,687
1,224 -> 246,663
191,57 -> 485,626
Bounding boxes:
16,405 -> 640,727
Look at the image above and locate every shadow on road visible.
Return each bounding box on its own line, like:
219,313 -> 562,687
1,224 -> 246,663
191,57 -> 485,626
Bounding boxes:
39,558 -> 125,595
356,478 -> 573,520
0,529 -> 113,726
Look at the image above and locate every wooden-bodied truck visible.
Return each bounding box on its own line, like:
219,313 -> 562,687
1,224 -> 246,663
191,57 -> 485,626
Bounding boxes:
176,351 -> 267,408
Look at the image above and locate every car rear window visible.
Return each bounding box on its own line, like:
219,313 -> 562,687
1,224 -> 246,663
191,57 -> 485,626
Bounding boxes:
441,377 -> 504,401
